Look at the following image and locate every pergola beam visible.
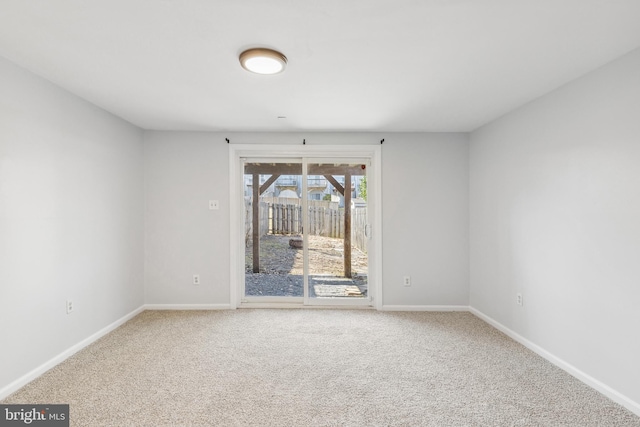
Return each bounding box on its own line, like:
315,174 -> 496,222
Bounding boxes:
259,174 -> 280,195
244,163 -> 302,175
245,163 -> 365,176
309,164 -> 365,176
324,175 -> 344,196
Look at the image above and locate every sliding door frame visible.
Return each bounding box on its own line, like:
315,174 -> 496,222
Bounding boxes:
229,144 -> 382,310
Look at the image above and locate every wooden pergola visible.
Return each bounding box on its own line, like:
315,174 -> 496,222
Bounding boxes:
245,162 -> 366,277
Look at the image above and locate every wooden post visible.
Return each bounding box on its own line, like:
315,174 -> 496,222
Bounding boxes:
252,173 -> 260,273
344,173 -> 352,278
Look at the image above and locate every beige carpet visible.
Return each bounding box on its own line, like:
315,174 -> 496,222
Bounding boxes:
2,310 -> 639,426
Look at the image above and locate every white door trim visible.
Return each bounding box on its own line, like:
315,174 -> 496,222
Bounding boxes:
229,144 -> 382,310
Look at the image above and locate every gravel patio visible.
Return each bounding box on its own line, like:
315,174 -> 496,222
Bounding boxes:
245,234 -> 368,298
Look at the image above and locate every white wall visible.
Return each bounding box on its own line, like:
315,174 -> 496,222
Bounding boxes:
382,134 -> 469,306
470,48 -> 640,407
143,132 -> 470,307
144,131 -> 230,304
0,57 -> 144,391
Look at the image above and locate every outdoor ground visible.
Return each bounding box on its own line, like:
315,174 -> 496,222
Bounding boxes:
245,234 -> 368,298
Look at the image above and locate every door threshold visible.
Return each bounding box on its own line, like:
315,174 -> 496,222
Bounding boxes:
238,301 -> 375,310
239,301 -> 303,309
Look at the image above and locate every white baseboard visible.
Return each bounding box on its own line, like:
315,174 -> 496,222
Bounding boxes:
381,305 -> 470,312
0,305 -> 145,400
469,307 -> 640,417
144,304 -> 233,310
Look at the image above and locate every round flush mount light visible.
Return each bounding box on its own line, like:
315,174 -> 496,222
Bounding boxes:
239,48 -> 287,75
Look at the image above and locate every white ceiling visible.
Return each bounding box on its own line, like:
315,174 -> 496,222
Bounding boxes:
1,1 -> 640,132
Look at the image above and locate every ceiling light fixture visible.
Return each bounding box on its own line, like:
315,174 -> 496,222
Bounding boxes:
239,48 -> 287,75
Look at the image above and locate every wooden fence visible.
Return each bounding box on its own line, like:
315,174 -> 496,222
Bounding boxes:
352,207 -> 367,253
245,198 -> 368,253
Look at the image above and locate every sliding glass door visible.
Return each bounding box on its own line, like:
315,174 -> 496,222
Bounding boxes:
304,161 -> 369,304
240,156 -> 373,307
243,159 -> 303,301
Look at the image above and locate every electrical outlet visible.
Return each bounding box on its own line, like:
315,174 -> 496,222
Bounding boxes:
403,276 -> 411,287
516,293 -> 523,306
209,200 -> 219,210
66,300 -> 74,314
193,274 -> 200,285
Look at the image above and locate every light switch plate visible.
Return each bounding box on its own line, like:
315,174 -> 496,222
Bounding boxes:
209,200 -> 219,210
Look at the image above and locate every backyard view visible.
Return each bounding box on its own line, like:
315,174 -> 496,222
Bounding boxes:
244,161 -> 368,300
